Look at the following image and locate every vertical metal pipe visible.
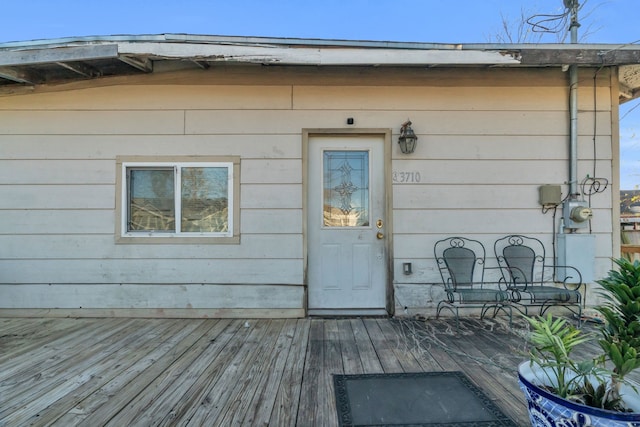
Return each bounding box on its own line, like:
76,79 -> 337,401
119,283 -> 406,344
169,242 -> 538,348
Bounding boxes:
568,1 -> 580,197
569,65 -> 578,196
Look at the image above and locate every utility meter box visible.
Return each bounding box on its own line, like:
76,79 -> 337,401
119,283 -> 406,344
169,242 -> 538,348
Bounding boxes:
557,233 -> 595,283
539,185 -> 562,206
563,200 -> 593,229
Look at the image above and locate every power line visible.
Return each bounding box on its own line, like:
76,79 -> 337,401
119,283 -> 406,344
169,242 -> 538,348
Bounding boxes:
621,102 -> 640,122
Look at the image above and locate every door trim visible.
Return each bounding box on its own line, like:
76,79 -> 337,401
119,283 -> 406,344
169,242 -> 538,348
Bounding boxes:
302,128 -> 394,316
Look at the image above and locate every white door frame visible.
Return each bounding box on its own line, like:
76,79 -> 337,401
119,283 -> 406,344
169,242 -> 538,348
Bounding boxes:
302,129 -> 394,315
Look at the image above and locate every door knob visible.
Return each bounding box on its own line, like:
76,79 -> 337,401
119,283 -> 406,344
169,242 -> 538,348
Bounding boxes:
376,232 -> 384,239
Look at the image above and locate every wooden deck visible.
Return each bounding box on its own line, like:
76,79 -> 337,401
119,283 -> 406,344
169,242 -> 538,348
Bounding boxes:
0,316 -> 541,426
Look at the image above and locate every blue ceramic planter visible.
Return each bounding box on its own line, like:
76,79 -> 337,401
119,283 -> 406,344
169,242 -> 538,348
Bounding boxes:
518,362 -> 640,427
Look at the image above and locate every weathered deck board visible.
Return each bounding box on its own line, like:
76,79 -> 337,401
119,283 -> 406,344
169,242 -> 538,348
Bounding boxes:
269,318 -> 310,427
182,319 -> 276,425
349,318 -> 384,374
0,319 -> 147,424
362,318 -> 405,373
29,320 -> 190,427
297,319 -> 325,425
321,319 -> 343,426
241,318 -> 299,426
113,319 -> 235,427
436,320 -> 526,423
336,319 -> 364,374
0,316 -> 540,426
216,320 -> 289,426
375,318 -> 425,372
72,320 -> 211,426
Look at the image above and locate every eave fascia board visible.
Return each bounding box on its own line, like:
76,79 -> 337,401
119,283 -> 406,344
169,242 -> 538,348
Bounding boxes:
0,44 -> 119,67
116,42 -> 521,66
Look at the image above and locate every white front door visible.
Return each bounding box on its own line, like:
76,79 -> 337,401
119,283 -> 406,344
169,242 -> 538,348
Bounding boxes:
307,134 -> 388,315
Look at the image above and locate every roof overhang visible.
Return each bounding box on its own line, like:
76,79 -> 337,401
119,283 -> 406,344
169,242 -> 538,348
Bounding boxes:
1,34 -> 639,102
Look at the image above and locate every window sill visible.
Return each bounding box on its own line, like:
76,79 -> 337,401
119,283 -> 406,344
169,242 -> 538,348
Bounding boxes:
115,235 -> 240,245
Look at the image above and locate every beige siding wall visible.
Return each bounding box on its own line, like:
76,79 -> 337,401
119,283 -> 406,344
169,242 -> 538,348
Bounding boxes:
0,66 -> 616,315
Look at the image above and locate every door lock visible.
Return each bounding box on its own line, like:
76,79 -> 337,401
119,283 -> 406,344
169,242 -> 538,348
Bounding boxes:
376,219 -> 383,229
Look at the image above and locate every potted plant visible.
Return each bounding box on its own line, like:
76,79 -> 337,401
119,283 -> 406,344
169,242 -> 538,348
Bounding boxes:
518,258 -> 640,426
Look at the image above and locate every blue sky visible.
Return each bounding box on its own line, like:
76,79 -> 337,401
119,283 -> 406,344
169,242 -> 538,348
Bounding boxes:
2,0 -> 639,188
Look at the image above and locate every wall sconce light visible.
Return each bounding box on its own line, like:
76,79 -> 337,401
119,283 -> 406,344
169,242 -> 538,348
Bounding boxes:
398,120 -> 418,154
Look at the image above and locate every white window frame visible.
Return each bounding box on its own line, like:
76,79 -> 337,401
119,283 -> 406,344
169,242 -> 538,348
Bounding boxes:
116,156 -> 240,244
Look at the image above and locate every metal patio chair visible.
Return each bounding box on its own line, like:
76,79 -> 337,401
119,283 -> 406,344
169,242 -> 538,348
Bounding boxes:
493,234 -> 583,320
434,236 -> 511,330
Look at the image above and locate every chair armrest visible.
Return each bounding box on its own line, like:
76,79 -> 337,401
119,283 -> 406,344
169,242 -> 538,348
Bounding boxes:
484,266 -> 510,291
444,276 -> 456,291
494,265 -> 529,290
554,264 -> 583,291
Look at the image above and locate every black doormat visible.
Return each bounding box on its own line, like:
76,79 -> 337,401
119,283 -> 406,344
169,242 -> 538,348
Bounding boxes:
333,371 -> 516,426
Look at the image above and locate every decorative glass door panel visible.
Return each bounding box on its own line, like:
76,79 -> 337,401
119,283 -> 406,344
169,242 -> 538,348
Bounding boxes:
323,150 -> 370,228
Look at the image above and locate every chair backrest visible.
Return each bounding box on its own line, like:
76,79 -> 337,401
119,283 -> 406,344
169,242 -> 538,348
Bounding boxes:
494,235 -> 545,286
434,237 -> 486,289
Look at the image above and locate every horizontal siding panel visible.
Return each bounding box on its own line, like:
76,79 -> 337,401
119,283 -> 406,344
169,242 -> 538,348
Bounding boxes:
0,85 -> 292,110
394,234 -> 490,261
397,260 -> 529,284
0,111 -> 185,135
0,185 -> 114,209
241,159 -> 301,183
0,259 -> 303,284
0,135 -> 302,160
0,75 -> 607,111
0,283 -> 303,309
393,184 -> 555,209
0,209 -> 304,238
398,262 -> 445,284
241,184 -> 301,209
392,183 -> 617,212
0,109 -> 605,139
0,234 -> 303,259
393,210 -> 611,236
592,209 -> 614,233
294,86 -> 611,111
407,135 -> 613,160
0,135 -> 609,165
0,208 -> 305,237
392,160 -> 569,185
398,233 -> 558,259
241,209 -> 302,234
0,160 -> 114,184
576,160 -> 613,183
392,210 -> 553,235
186,110 -> 611,136
295,86 -> 562,110
0,210 -> 114,234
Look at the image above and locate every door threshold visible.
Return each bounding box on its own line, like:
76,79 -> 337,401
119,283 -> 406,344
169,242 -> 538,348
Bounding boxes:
308,308 -> 389,317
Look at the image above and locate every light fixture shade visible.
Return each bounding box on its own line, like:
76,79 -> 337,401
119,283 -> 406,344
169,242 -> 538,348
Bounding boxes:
398,120 -> 418,154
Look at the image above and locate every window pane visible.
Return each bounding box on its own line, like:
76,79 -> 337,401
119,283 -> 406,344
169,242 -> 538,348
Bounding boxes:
323,151 -> 369,227
129,169 -> 175,231
181,167 -> 229,232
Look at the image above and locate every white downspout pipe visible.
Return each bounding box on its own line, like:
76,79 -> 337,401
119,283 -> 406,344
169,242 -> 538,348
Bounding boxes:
568,1 -> 580,198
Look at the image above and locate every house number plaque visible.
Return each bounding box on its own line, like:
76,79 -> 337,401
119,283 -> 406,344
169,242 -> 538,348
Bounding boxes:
392,171 -> 421,183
